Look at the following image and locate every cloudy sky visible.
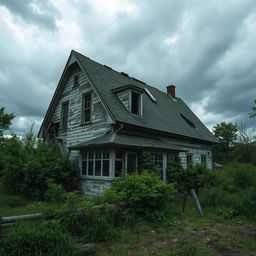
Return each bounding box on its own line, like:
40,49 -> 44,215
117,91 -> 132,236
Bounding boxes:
0,0 -> 255,135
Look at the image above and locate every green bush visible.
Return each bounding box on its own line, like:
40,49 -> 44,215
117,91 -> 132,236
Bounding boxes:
199,187 -> 229,207
107,171 -> 175,213
0,220 -> 79,256
167,163 -> 217,193
55,205 -> 118,242
217,163 -> 256,191
2,135 -> 77,200
44,179 -> 66,203
225,188 -> 256,218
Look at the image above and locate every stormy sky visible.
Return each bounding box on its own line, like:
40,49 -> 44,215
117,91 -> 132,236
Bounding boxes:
0,0 -> 255,135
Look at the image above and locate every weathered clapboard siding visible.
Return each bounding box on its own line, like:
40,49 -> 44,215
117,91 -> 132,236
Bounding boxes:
50,70 -> 112,161
116,90 -> 130,111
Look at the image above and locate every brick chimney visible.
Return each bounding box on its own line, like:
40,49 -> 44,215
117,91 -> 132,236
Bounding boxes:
166,85 -> 176,98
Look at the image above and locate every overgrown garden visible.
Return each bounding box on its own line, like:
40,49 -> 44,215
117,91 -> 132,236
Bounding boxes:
0,106 -> 256,255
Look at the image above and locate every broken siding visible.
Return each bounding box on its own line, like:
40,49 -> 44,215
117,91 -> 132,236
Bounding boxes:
116,90 -> 130,111
50,71 -> 112,158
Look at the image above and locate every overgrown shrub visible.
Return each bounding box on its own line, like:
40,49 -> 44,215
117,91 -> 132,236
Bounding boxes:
2,135 -> 77,200
55,205 -> 119,242
106,171 -> 175,213
0,220 -> 79,256
217,163 -> 256,191
167,163 -> 217,193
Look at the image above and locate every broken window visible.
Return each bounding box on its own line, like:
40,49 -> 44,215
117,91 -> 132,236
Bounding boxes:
186,153 -> 193,167
201,154 -> 207,165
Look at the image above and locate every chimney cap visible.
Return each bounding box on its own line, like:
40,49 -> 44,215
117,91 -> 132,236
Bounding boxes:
166,84 -> 176,98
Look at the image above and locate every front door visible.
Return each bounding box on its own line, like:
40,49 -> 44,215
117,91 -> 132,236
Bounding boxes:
126,152 -> 137,174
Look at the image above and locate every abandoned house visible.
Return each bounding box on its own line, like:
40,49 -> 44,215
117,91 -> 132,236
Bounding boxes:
38,50 -> 217,197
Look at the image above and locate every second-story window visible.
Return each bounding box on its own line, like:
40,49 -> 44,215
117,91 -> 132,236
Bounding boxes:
82,92 -> 92,124
131,91 -> 141,115
61,101 -> 69,129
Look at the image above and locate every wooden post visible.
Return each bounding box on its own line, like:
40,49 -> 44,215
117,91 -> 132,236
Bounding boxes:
190,189 -> 203,215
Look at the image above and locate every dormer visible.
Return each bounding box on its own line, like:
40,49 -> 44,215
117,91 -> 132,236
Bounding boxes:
113,85 -> 144,116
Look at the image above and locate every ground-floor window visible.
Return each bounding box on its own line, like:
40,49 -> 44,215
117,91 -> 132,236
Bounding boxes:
201,154 -> 207,165
82,151 -> 110,177
186,153 -> 193,167
151,152 -> 164,179
115,151 -> 124,177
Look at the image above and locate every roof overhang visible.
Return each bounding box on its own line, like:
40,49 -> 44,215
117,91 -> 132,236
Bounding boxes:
69,132 -> 187,152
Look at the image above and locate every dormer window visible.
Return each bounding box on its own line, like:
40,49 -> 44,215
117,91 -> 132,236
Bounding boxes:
131,91 -> 141,115
113,85 -> 143,116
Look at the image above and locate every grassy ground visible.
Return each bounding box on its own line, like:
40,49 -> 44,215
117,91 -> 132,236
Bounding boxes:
95,206 -> 256,256
0,183 -> 91,216
1,186 -> 256,256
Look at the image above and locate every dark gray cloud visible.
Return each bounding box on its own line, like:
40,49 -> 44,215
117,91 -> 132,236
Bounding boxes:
0,0 -> 59,30
0,0 -> 256,135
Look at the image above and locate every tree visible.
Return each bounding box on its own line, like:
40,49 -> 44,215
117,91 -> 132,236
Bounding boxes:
249,100 -> 256,118
213,122 -> 237,163
0,107 -> 15,137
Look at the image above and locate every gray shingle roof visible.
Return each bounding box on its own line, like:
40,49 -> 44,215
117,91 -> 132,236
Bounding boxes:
74,51 -> 217,143
69,132 -> 187,151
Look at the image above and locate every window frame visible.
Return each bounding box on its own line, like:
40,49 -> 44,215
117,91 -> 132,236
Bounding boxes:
201,154 -> 207,165
130,90 -> 142,116
81,91 -> 92,124
61,101 -> 69,130
81,151 -> 110,177
186,153 -> 193,167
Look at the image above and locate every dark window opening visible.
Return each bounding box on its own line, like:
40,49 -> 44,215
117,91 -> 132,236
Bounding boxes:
127,153 -> 137,174
61,102 -> 69,129
201,154 -> 207,165
180,113 -> 196,128
115,151 -> 124,177
82,92 -> 91,123
73,74 -> 79,87
131,91 -> 141,115
186,154 -> 193,167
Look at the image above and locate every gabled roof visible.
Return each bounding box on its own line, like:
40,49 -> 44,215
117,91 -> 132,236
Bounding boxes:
39,50 -> 217,143
73,51 -> 216,143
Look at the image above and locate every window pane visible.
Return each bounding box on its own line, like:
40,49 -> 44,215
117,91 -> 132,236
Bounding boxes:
115,161 -> 123,177
103,160 -> 109,176
127,153 -> 137,174
82,160 -> 87,175
131,91 -> 140,115
62,102 -> 69,128
116,151 -> 123,159
83,109 -> 91,122
88,160 -> 94,175
95,160 -> 101,176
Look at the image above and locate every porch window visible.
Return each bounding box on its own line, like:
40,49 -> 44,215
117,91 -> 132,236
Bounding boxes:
151,152 -> 163,179
82,151 -> 110,177
81,92 -> 92,124
167,153 -> 175,168
61,101 -> 69,129
115,151 -> 124,177
126,152 -> 137,174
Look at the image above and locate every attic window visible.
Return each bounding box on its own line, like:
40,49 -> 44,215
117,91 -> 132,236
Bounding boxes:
73,74 -> 79,87
144,88 -> 157,103
131,91 -> 141,115
180,113 -> 196,128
